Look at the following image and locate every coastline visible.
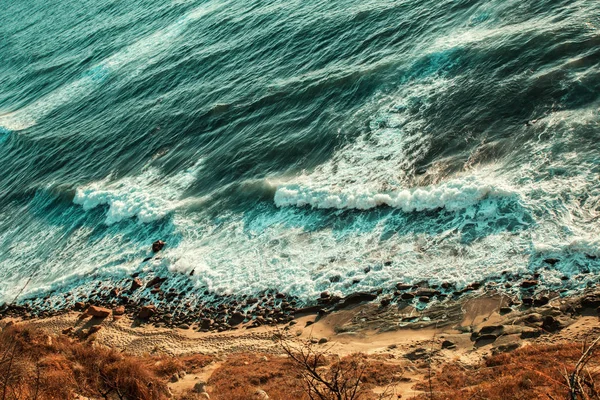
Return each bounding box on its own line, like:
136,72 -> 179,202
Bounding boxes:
3,285 -> 600,398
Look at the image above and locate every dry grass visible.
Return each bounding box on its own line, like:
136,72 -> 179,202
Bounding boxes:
0,324 -> 174,400
208,353 -> 308,400
410,342 -> 600,400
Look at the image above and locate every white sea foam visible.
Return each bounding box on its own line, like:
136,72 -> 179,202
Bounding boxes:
274,176 -> 515,211
73,160 -> 203,224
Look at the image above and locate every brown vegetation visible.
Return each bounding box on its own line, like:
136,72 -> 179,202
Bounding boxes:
0,324 -> 174,400
411,340 -> 600,400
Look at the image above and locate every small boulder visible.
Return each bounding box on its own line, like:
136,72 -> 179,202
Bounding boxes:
130,278 -> 143,291
138,305 -> 157,319
401,293 -> 415,300
318,337 -> 329,344
87,306 -> 111,318
113,306 -> 125,316
152,240 -> 166,253
441,340 -> 456,349
520,280 -> 538,288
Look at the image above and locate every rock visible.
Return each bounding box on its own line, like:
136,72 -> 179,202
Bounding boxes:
229,311 -> 245,326
113,306 -> 125,316
522,297 -> 534,306
318,337 -> 329,344
130,278 -> 143,291
86,306 -> 111,318
170,374 -> 179,383
520,328 -> 542,339
253,389 -> 269,399
475,334 -> 497,346
533,296 -> 549,307
479,325 -> 503,335
403,348 -> 430,361
337,292 -> 378,308
152,240 -> 166,253
396,283 -> 412,291
193,381 -> 207,393
542,316 -> 562,332
418,296 -> 430,303
200,318 -> 213,330
138,305 -> 157,319
88,325 -> 102,335
73,302 -> 86,311
580,294 -> 600,309
178,324 -> 190,330
380,297 -> 392,307
441,340 -> 456,349
499,307 -> 513,315
520,280 -> 538,288
544,258 -> 560,265
62,327 -> 74,335
146,276 -> 167,288
415,289 -> 440,297
401,293 -> 415,300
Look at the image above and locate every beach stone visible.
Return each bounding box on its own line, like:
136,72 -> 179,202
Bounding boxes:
138,305 -> 157,319
520,328 -> 542,339
522,297 -> 534,306
401,293 -> 415,300
318,337 -> 329,344
152,240 -> 166,252
380,297 -> 392,307
229,311 -> 245,326
416,289 -> 440,297
341,292 -> 378,306
113,306 -> 125,316
87,305 -> 111,318
396,283 -> 412,291
146,276 -> 167,288
130,278 -> 143,291
520,280 -> 538,288
441,340 -> 456,349
200,318 -> 213,330
73,302 -> 86,311
534,296 -> 549,307
170,374 -> 179,383
418,296 -> 430,303
542,316 -> 562,332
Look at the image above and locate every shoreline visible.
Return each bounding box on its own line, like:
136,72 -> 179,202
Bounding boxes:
0,262 -> 575,334
3,286 -> 600,398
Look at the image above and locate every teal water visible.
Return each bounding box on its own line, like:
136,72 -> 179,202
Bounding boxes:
1,0 -> 600,306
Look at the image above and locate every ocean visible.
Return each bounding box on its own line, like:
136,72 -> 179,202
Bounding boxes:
1,0 -> 599,308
